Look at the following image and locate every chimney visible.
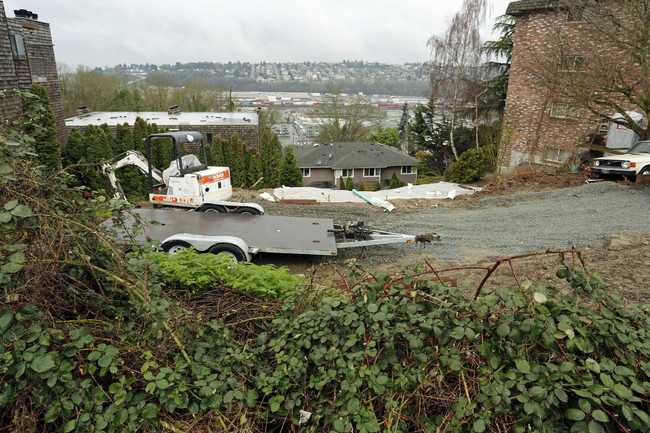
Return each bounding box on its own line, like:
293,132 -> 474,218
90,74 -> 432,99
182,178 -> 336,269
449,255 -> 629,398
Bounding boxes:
76,106 -> 90,116
14,9 -> 38,20
168,105 -> 181,115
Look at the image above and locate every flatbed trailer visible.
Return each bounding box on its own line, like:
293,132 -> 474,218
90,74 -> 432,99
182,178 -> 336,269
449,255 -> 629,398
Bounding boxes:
103,209 -> 438,262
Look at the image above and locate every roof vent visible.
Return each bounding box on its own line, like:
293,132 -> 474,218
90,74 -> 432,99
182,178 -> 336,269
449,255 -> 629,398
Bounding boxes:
76,106 -> 90,116
14,9 -> 38,20
168,105 -> 181,115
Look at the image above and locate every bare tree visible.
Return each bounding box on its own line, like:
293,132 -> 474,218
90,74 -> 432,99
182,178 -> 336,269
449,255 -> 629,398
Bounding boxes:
314,84 -> 376,142
525,0 -> 650,139
427,0 -> 492,160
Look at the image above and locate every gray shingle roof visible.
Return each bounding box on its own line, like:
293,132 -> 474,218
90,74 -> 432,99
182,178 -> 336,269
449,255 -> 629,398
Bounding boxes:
506,0 -> 559,16
293,142 -> 418,169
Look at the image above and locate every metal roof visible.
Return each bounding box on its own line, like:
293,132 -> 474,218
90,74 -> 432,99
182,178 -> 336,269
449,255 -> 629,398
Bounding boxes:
506,0 -> 559,16
65,111 -> 258,127
293,141 -> 419,169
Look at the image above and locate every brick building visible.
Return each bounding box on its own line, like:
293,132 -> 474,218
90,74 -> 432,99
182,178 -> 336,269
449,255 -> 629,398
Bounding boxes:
503,0 -> 649,169
65,110 -> 262,151
0,2 -> 65,145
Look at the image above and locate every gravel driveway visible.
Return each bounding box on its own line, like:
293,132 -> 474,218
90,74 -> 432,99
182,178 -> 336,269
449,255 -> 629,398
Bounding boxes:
252,182 -> 650,265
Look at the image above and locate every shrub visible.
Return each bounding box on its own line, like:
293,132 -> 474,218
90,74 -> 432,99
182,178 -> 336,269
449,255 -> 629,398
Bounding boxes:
373,181 -> 382,191
339,176 -> 346,190
388,172 -> 404,189
444,145 -> 495,184
345,176 -> 354,191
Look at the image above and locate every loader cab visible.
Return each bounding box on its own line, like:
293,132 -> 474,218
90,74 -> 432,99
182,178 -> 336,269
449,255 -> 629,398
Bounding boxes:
144,131 -> 208,191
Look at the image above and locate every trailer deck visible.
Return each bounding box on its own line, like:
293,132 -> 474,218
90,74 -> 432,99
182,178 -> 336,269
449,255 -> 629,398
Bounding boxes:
103,209 -> 438,260
110,209 -> 338,256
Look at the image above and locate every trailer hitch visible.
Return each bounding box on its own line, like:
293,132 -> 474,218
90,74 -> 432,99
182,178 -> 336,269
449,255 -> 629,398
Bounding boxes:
415,233 -> 441,244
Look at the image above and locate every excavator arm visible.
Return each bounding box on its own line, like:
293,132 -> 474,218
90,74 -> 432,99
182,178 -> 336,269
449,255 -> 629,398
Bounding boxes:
101,150 -> 164,200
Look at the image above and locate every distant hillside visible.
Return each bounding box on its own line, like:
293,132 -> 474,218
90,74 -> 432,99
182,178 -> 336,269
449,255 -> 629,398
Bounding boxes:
102,61 -> 431,97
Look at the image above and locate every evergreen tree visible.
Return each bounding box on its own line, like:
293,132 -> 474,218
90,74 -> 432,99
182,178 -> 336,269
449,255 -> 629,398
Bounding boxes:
63,129 -> 85,167
229,133 -> 246,188
247,153 -> 264,189
23,84 -> 61,173
397,103 -> 409,140
132,117 -> 149,154
279,147 -> 303,187
260,128 -> 282,188
389,172 -> 403,189
345,177 -> 354,191
114,123 -> 147,199
82,125 -> 111,191
373,181 -> 382,191
339,176 -> 346,190
209,134 -> 226,166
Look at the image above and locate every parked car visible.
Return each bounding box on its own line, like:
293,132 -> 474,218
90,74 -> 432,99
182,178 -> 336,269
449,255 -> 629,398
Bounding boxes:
591,140 -> 650,183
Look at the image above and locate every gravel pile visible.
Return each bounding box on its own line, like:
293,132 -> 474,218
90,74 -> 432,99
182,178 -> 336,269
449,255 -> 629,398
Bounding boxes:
247,182 -> 650,265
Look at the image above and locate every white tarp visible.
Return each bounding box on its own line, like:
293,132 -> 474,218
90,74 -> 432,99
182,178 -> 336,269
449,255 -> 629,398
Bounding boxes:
272,182 -> 481,203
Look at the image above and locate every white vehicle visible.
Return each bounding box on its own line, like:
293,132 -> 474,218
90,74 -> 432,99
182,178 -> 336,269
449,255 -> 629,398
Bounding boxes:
591,140 -> 650,183
103,209 -> 440,263
102,131 -> 264,215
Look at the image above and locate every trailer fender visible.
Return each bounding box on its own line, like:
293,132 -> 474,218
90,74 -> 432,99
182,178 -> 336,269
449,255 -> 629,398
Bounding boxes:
195,201 -> 265,215
161,233 -> 251,262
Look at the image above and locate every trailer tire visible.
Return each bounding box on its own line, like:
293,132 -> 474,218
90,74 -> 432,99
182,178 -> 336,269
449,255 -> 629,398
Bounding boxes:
208,244 -> 246,262
163,240 -> 192,255
233,207 -> 261,215
199,204 -> 227,214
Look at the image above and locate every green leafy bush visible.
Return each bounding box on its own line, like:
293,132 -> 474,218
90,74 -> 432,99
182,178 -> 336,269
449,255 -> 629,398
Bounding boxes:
148,248 -> 300,299
444,145 -> 495,184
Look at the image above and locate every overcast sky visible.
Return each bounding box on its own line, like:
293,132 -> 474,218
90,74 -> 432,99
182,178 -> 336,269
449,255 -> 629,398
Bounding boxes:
4,0 -> 513,68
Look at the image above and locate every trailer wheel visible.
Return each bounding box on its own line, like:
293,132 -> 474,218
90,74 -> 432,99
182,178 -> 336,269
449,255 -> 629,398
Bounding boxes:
208,244 -> 246,262
163,240 -> 191,255
234,207 -> 261,215
199,204 -> 227,213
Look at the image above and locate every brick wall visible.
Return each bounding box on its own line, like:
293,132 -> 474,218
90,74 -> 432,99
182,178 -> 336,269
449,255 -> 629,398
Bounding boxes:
503,5 -> 647,169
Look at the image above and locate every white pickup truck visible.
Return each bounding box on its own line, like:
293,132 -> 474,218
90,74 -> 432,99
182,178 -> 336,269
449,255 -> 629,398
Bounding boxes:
591,140 -> 650,183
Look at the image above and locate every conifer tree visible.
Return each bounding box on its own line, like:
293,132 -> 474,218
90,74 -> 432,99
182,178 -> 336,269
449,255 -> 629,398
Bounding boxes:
247,152 -> 264,189
209,134 -> 226,166
260,128 -> 282,188
373,181 -> 382,191
229,133 -> 247,188
389,172 -> 403,189
279,147 -> 303,187
113,123 -> 146,199
345,177 -> 354,191
23,84 -> 61,173
339,176 -> 346,190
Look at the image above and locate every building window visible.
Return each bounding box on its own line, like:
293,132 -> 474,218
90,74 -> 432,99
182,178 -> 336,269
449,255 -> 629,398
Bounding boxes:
301,168 -> 310,177
9,34 -> 27,60
550,102 -> 581,119
544,147 -> 570,163
363,168 -> 379,177
341,168 -> 354,177
558,55 -> 585,72
401,166 -> 413,174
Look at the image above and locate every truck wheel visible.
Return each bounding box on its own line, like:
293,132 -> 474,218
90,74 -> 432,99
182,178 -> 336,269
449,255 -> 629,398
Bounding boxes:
199,204 -> 227,213
208,244 -> 246,262
163,240 -> 191,255
234,207 -> 261,215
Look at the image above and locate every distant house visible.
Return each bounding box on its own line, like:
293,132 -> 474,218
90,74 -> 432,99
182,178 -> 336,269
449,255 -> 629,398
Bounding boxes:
293,141 -> 418,188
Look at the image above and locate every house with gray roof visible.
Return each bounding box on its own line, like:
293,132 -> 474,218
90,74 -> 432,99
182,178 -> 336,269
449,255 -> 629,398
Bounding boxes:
293,142 -> 418,188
